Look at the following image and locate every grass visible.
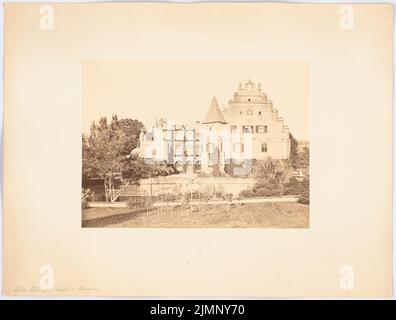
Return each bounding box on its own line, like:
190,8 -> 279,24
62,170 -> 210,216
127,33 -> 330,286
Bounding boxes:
82,202 -> 309,228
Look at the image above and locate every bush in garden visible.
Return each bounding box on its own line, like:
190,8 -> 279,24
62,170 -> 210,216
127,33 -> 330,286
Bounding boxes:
297,192 -> 310,205
225,194 -> 234,202
252,158 -> 292,186
128,197 -> 149,209
81,188 -> 91,209
239,189 -> 255,198
214,191 -> 225,199
90,191 -> 106,202
199,192 -> 213,203
254,186 -> 283,197
158,193 -> 178,202
239,180 -> 284,198
237,158 -> 292,198
283,177 -> 310,204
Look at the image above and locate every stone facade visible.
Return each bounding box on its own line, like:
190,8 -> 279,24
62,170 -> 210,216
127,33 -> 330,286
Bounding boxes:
139,80 -> 290,176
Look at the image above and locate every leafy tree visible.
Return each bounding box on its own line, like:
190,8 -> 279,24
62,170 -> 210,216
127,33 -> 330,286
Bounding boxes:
253,158 -> 291,186
248,158 -> 292,196
289,133 -> 299,169
283,176 -> 310,204
116,118 -> 145,155
298,146 -> 310,168
82,115 -> 147,202
82,115 -> 174,202
289,133 -> 310,169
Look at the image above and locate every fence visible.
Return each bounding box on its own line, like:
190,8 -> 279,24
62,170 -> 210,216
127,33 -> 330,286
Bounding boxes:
120,175 -> 256,199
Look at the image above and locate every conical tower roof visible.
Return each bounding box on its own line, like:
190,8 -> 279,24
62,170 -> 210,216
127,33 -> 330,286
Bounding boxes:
202,96 -> 227,124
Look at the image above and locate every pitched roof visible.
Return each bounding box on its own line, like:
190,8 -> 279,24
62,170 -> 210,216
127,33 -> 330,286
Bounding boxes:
202,96 -> 227,124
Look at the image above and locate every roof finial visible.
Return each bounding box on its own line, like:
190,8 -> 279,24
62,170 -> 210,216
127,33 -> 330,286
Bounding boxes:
246,79 -> 254,90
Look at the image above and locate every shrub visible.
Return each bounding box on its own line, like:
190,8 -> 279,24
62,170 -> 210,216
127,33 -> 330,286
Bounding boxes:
128,197 -> 150,209
90,191 -> 106,202
237,158 -> 292,198
190,191 -> 203,200
159,193 -> 178,202
81,188 -> 91,209
239,189 -> 255,198
214,191 -> 225,199
298,192 -> 310,205
199,192 -> 213,203
239,185 -> 283,198
283,177 -> 310,204
197,171 -> 210,178
225,193 -> 233,202
255,186 -> 283,197
252,158 -> 292,186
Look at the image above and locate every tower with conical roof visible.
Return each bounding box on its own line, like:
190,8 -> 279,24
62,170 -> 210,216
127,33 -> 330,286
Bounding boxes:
202,96 -> 227,124
199,96 -> 228,176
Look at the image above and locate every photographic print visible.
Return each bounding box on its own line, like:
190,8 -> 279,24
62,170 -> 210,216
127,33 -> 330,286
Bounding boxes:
3,3 -> 392,297
81,61 -> 309,228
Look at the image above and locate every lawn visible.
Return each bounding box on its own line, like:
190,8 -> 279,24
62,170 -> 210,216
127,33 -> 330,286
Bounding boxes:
82,202 -> 309,228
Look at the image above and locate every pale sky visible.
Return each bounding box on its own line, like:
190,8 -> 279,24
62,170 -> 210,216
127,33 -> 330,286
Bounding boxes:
83,60 -> 309,140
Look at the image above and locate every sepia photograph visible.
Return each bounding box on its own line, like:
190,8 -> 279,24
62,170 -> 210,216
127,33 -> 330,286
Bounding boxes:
81,61 -> 309,228
2,2 -> 392,299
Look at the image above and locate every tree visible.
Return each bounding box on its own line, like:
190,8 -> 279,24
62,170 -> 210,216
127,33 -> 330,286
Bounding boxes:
289,133 -> 299,169
253,158 -> 291,186
249,158 -> 291,196
283,176 -> 310,204
82,115 -> 146,202
289,133 -> 310,169
116,118 -> 145,155
299,146 -> 310,168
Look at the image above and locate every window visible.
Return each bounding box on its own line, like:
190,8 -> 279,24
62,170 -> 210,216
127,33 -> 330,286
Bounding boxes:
259,111 -> 261,115
185,143 -> 194,156
175,131 -> 184,140
231,125 -> 238,133
261,143 -> 268,153
247,110 -> 253,116
175,145 -> 184,155
233,143 -> 244,153
240,111 -> 242,115
256,125 -> 268,133
152,149 -> 157,157
185,130 -> 194,140
248,98 -> 251,102
243,125 -> 254,133
195,161 -> 201,172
